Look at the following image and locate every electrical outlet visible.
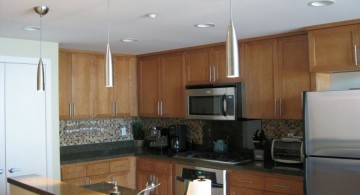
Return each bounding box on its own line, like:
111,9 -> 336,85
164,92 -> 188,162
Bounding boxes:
287,132 -> 294,137
121,127 -> 127,136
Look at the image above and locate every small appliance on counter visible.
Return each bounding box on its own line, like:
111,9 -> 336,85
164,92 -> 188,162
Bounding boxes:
145,127 -> 169,151
271,136 -> 304,164
169,125 -> 187,152
252,130 -> 270,161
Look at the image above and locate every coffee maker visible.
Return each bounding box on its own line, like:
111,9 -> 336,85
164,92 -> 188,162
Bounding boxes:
169,125 -> 187,152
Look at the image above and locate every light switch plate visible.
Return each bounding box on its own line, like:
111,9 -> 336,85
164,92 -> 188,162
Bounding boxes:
121,127 -> 126,136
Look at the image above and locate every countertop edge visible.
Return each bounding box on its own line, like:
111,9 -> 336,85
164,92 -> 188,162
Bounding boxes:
8,175 -> 56,195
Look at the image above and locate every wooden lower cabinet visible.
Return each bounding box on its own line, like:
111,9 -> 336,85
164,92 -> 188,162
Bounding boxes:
136,157 -> 173,195
228,170 -> 303,195
61,157 -> 135,189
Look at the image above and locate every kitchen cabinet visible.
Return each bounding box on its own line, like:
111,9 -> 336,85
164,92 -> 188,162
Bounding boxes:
244,39 -> 277,119
59,51 -> 94,119
136,157 -> 173,195
185,45 -> 243,84
228,170 -> 303,195
61,157 -> 135,189
59,50 -> 137,119
244,35 -> 310,119
308,24 -> 360,72
138,51 -> 185,117
276,35 -> 310,119
93,55 -> 137,118
0,58 -> 54,195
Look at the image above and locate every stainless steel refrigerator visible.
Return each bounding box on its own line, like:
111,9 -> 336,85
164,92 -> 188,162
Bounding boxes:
304,90 -> 360,195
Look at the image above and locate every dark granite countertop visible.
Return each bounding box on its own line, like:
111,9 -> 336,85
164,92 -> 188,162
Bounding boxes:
60,141 -> 303,177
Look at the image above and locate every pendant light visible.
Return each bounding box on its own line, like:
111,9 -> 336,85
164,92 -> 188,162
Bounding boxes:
225,0 -> 239,78
34,6 -> 49,91
105,0 -> 114,87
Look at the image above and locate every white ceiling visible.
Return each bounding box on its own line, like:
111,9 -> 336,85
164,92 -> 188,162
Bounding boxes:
1,0 -> 360,55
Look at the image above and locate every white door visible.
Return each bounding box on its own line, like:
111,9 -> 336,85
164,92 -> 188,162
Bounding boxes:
5,63 -> 47,177
0,63 -> 5,195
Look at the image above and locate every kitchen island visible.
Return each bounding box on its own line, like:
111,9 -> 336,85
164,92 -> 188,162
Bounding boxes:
7,174 -> 138,195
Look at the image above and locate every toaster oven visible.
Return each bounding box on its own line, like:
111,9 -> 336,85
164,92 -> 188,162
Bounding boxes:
271,138 -> 304,164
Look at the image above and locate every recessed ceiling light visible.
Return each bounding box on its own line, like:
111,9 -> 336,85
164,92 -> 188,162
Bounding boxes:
195,23 -> 216,28
121,38 -> 138,43
24,26 -> 40,31
147,13 -> 157,19
308,0 -> 335,7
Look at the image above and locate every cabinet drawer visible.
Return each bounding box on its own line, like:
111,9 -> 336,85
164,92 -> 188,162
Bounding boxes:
61,165 -> 86,180
63,177 -> 88,186
137,159 -> 154,172
87,162 -> 109,176
88,174 -> 110,184
230,172 -> 265,190
265,177 -> 303,195
154,161 -> 172,175
110,159 -> 130,172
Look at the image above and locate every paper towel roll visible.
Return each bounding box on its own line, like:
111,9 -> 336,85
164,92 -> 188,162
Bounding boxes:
186,178 -> 211,195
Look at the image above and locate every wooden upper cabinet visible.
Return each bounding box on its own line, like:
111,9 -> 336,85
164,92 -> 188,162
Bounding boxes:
244,39 -> 277,119
159,52 -> 185,117
138,52 -> 185,118
59,50 -> 137,120
93,55 -> 112,118
93,55 -> 137,118
186,47 -> 211,84
186,45 -> 242,84
277,35 -> 310,119
59,51 -> 72,120
244,35 -> 310,120
308,24 -> 360,72
59,51 -> 93,119
138,55 -> 160,117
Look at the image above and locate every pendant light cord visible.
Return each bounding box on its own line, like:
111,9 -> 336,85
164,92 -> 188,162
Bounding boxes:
230,0 -> 233,21
107,0 -> 110,45
40,15 -> 43,58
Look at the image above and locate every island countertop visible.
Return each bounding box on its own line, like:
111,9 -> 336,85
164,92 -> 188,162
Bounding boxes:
7,174 -> 138,195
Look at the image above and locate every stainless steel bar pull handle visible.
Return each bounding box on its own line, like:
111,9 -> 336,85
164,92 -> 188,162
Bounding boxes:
273,184 -> 290,189
9,168 -> 21,173
0,169 -> 3,174
355,45 -> 358,66
160,101 -> 163,116
212,65 -> 216,82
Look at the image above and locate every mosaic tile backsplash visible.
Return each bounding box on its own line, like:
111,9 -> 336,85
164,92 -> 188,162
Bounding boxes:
59,117 -> 302,147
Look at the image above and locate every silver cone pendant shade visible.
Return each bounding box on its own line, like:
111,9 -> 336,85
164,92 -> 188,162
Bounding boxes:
226,0 -> 239,78
37,58 -> 45,91
226,20 -> 239,78
105,43 -> 114,87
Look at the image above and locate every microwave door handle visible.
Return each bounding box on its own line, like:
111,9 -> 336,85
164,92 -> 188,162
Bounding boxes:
222,94 -> 227,116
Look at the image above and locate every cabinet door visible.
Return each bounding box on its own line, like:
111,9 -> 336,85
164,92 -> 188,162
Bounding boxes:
159,52 -> 185,117
59,51 -> 72,120
244,39 -> 278,119
277,35 -> 310,119
5,63 -> 47,177
186,47 -> 211,84
136,171 -> 152,191
71,53 -> 94,119
113,56 -> 137,117
155,174 -> 172,195
138,55 -> 160,116
308,24 -> 360,72
229,186 -> 264,195
93,55 -> 113,118
213,45 -> 243,83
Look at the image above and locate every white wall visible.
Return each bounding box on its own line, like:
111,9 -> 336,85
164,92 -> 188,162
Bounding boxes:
0,37 -> 60,179
330,71 -> 360,90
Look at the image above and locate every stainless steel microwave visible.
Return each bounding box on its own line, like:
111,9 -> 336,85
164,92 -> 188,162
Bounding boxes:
185,83 -> 245,120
